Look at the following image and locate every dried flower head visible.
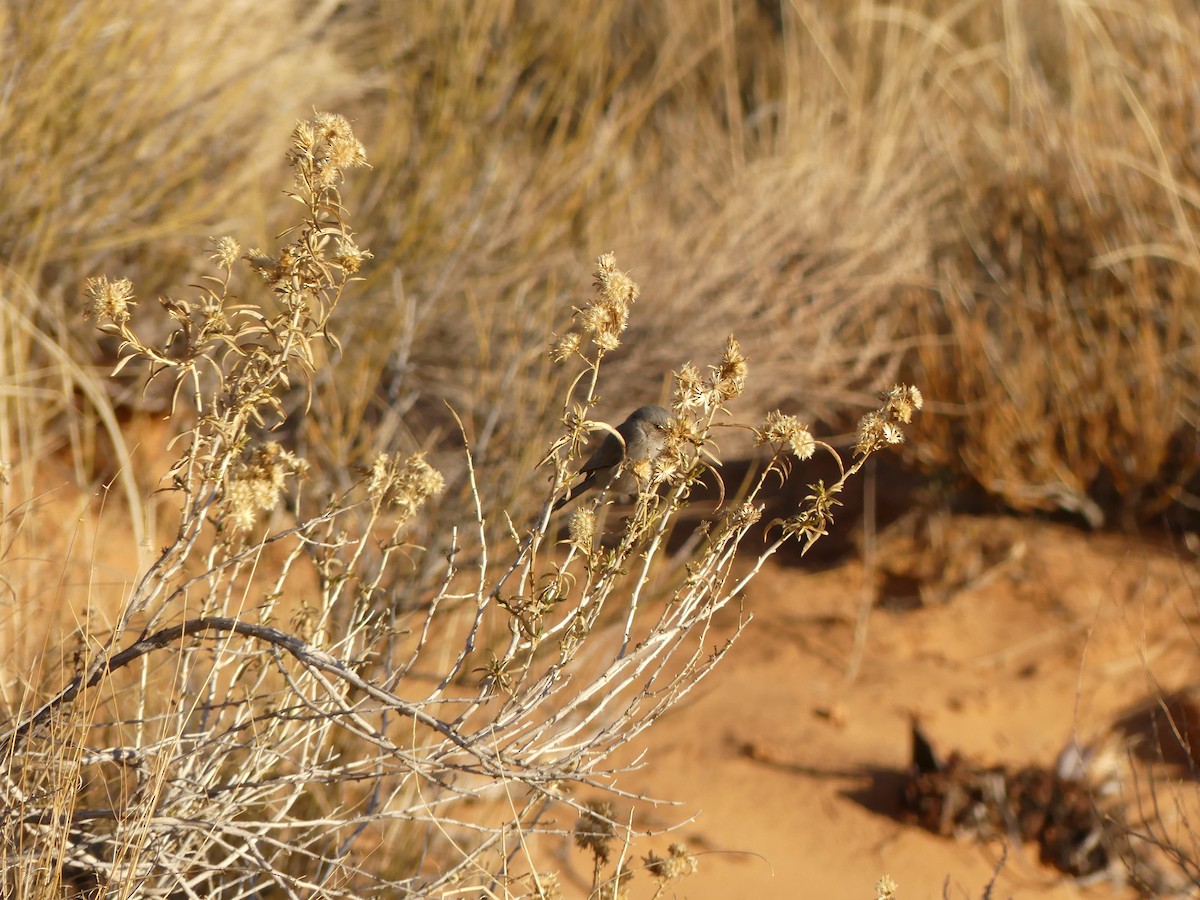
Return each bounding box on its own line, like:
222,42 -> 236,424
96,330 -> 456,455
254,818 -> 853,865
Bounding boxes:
673,362 -> 707,412
578,253 -> 638,351
550,330 -> 583,362
223,443 -> 307,532
530,871 -> 563,900
0,460 -> 11,486
567,506 -> 596,551
84,276 -> 136,326
593,251 -> 638,308
290,112 -> 368,190
580,301 -> 629,351
666,413 -> 704,450
574,800 -> 617,864
855,410 -> 908,456
644,843 -> 698,881
673,335 -> 748,412
651,414 -> 700,486
333,237 -> 372,274
210,236 -> 242,271
712,334 -> 748,401
875,874 -> 899,900
367,451 -> 445,520
882,384 -> 923,424
882,420 -> 905,446
649,450 -> 684,487
244,248 -> 294,288
854,411 -> 888,456
292,119 -> 316,154
756,410 -> 815,460
316,112 -> 367,170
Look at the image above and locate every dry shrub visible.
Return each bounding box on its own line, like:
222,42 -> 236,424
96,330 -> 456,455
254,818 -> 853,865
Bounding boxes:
0,114 -> 920,896
907,1 -> 1200,525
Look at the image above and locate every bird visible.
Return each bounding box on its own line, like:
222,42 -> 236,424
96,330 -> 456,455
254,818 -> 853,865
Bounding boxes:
554,405 -> 672,511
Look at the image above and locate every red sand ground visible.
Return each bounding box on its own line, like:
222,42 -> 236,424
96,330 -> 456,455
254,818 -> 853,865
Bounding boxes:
550,516 -> 1200,898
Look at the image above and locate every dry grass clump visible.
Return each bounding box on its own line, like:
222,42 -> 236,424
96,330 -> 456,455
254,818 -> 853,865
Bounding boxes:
1,0 -> 348,284
907,1 -> 1200,525
301,0 -> 939,525
333,0 -> 1200,530
11,0 -> 1200,540
0,115 -> 918,896
340,0 -> 1200,530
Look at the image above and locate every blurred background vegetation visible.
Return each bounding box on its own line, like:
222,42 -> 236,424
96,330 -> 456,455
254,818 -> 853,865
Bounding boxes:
4,0 -> 1200,532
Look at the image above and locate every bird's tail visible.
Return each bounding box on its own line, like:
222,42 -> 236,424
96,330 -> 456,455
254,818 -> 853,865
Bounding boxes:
552,476 -> 590,512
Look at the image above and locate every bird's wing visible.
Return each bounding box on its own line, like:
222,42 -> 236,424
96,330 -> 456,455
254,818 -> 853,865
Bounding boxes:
578,431 -> 625,475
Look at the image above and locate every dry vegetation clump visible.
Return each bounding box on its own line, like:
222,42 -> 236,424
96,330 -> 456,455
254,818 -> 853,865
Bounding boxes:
907,2 -> 1200,526
0,0 -> 350,501
0,114 -> 919,896
901,723 -> 1193,897
12,0 -> 1200,532
324,0 -> 1200,530
9,0 -> 1200,894
298,0 -> 943,527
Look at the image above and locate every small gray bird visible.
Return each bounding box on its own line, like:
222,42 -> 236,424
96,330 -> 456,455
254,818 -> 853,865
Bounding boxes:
554,405 -> 672,511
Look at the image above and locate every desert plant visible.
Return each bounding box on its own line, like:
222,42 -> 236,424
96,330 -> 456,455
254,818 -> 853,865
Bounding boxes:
0,0 -> 352,539
0,113 -> 919,897
905,0 -> 1200,526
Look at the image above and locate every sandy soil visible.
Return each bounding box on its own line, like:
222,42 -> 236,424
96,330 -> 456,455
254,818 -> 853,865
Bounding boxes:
22,451 -> 1200,898
550,515 -> 1200,898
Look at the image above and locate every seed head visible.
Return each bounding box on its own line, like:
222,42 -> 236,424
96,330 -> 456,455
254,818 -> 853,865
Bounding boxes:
580,301 -> 629,351
578,253 -> 638,350
712,334 -> 747,401
84,276 -> 136,326
644,843 -> 698,881
290,112 -> 368,190
574,800 -> 617,864
756,411 -> 815,460
567,507 -> 596,551
875,874 -> 899,900
368,451 -> 445,520
593,252 -> 638,308
550,330 -> 583,362
854,411 -> 889,457
882,384 -> 923,424
210,236 -> 242,271
223,443 -> 307,532
673,363 -> 707,411
333,237 -> 372,274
